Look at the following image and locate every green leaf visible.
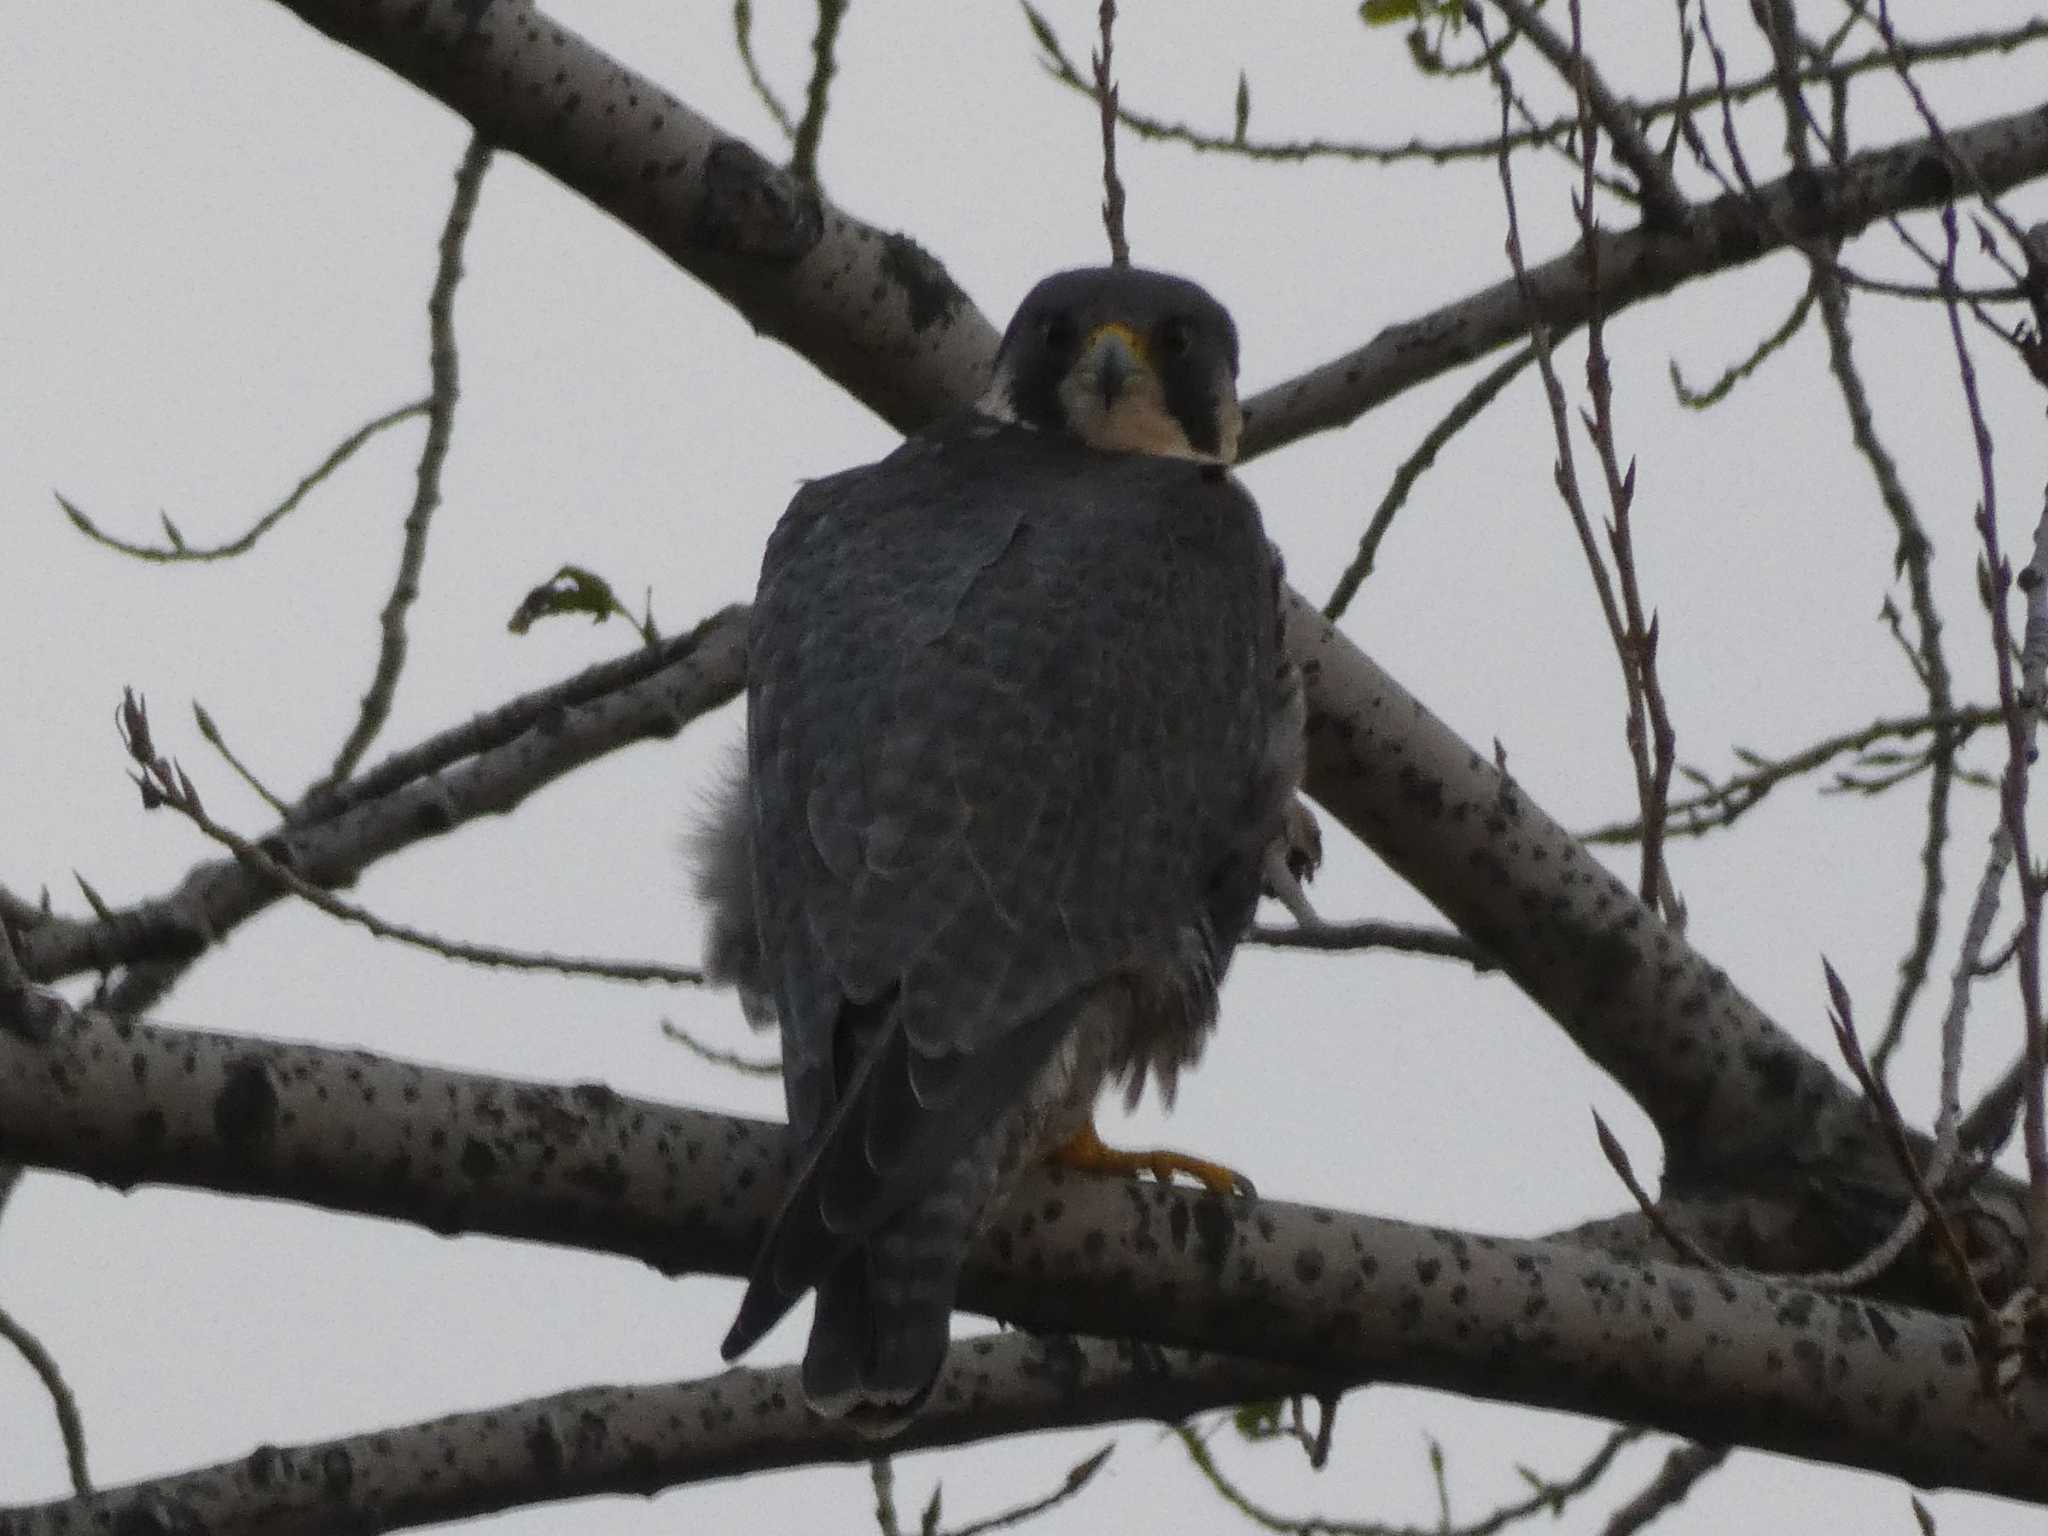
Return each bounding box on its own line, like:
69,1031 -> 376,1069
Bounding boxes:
1361,0 -> 1424,23
507,563 -> 635,635
1232,1398 -> 1284,1439
1233,70 -> 1250,145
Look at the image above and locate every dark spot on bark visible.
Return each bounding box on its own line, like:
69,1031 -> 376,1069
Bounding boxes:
567,1160 -> 628,1200
1415,1258 -> 1441,1287
1668,1281 -> 1696,1321
1775,1291 -> 1816,1329
1864,1305 -> 1899,1354
1790,1337 -> 1826,1390
135,1106 -> 167,1149
527,1414 -> 565,1477
1192,1195 -> 1234,1272
1396,764 -> 1445,817
214,1055 -> 279,1156
694,140 -> 823,261
879,232 -> 967,333
1903,153 -> 1954,206
1294,1248 -> 1325,1285
320,1447 -> 355,1497
572,1082 -> 621,1112
1743,1044 -> 1804,1101
245,1444 -> 279,1487
460,1138 -> 501,1180
1940,1337 -> 1968,1368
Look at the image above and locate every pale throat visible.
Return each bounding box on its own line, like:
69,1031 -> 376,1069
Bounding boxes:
976,372 -> 1239,466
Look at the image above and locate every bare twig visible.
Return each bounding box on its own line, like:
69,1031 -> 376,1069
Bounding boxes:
1488,0 -> 1689,229
871,1457 -> 902,1536
53,400 -> 429,562
1246,919 -> 1493,970
1175,1419 -> 1642,1536
1581,705 -> 1999,845
874,1443 -> 1114,1536
1021,7 -> 2048,171
323,133 -> 493,786
659,1018 -> 778,1077
731,0 -> 797,139
1946,208 -> 2048,1285
1823,960 -> 1999,1353
192,703 -> 291,819
1595,1442 -> 1729,1536
116,691 -> 704,988
0,1303 -> 91,1495
1486,3 -> 1679,915
1592,1114 -> 1725,1272
1093,0 -> 1128,266
788,0 -> 848,185
17,608 -> 749,989
1669,275 -> 1815,408
1325,343 -> 1538,619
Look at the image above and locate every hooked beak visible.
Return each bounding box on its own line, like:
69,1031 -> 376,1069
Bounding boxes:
1081,324 -> 1146,409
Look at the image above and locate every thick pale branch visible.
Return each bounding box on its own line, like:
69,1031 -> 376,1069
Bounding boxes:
270,0 -> 996,434
1,1001 -> 2045,1506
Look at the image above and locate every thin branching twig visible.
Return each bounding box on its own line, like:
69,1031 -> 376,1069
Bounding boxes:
1592,1114 -> 1726,1272
1487,2 -> 1681,917
1595,1442 -> 1729,1536
871,1444 -> 1113,1536
1947,211 -> 2048,1287
0,1303 -> 91,1495
1176,1419 -> 1642,1536
116,692 -> 703,988
1325,344 -> 1538,618
1248,920 -> 1493,970
1020,8 -> 2048,170
1093,0 -> 1128,266
732,0 -> 797,139
1669,276 -> 1815,408
659,1019 -> 778,1077
191,703 -> 291,819
54,400 -> 429,563
789,0 -> 848,186
1488,0 -> 1688,228
324,133 -> 493,787
1580,705 -> 2000,845
1822,960 -> 1999,1356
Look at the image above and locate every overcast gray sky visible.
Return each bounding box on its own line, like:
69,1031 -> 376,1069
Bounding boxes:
5,2 -> 2047,1531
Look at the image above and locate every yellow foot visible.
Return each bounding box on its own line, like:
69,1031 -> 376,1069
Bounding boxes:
1049,1120 -> 1255,1198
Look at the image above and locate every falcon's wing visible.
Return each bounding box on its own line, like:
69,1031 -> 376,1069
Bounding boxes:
725,421 -> 1279,1354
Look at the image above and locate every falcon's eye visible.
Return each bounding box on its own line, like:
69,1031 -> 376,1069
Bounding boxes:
1040,312 -> 1078,351
1158,316 -> 1194,359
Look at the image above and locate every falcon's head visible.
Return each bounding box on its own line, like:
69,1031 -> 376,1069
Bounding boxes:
980,267 -> 1242,464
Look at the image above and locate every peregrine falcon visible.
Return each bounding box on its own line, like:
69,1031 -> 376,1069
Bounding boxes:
703,267 -> 1311,1425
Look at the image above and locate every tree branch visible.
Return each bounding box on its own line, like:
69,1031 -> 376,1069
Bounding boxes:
12,607 -> 747,986
259,0 -> 2048,463
0,1337 -> 1281,1536
1,997 -> 2046,1510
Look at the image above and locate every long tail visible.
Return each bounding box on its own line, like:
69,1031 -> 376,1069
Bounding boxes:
799,1138 -> 999,1431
